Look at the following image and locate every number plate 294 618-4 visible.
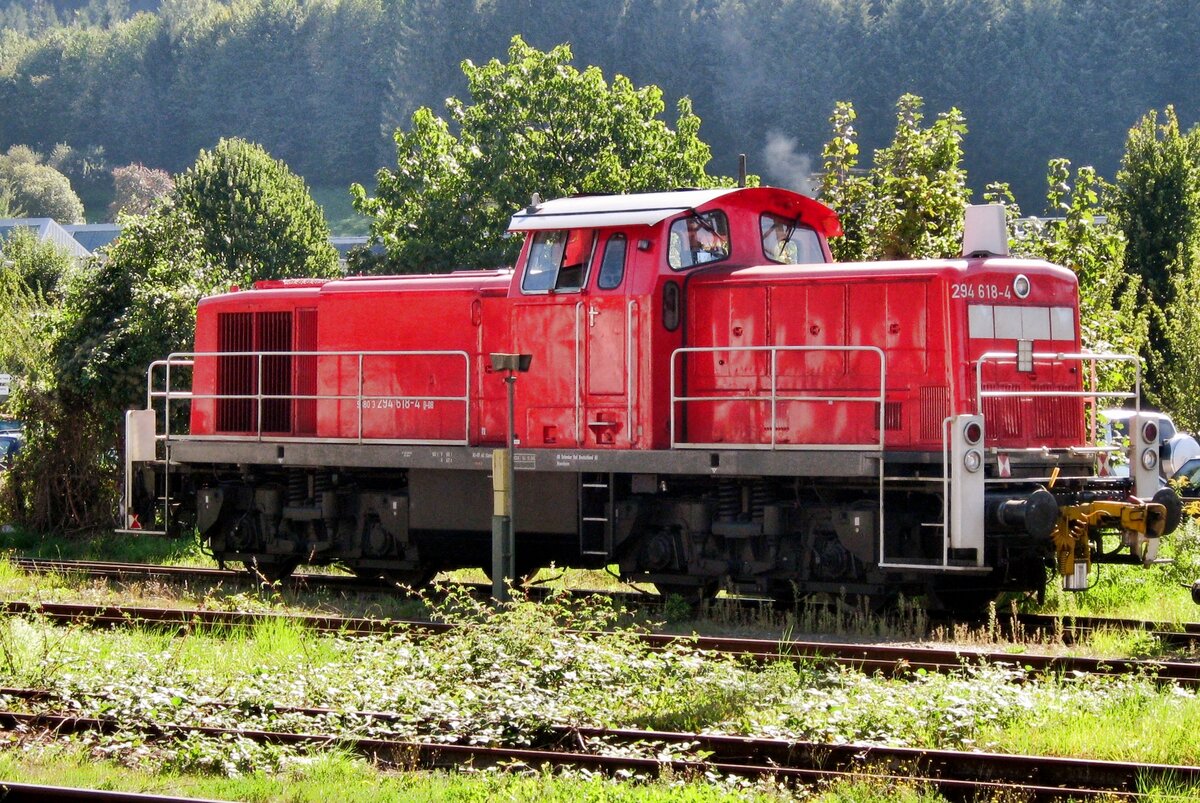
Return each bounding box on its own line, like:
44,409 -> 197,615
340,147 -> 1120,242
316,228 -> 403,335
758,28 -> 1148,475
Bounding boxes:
952,283 -> 1011,300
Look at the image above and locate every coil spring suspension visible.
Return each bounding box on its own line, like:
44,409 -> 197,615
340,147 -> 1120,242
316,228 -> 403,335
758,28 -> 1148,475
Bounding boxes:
717,480 -> 739,522
287,469 -> 305,506
751,481 -> 771,523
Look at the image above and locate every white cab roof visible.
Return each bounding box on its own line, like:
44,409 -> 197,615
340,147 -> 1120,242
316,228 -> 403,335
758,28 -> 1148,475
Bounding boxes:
507,189 -> 738,231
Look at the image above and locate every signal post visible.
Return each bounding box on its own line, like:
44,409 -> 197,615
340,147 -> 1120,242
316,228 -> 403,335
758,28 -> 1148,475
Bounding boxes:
488,353 -> 531,602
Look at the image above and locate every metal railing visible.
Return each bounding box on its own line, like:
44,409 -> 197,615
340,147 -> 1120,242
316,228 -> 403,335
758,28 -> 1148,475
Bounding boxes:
669,344 -> 887,450
146,349 -> 472,447
973,351 -> 1141,454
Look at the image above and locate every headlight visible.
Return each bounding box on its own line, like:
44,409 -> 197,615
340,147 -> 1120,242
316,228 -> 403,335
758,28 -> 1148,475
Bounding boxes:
1141,419 -> 1159,445
1141,448 -> 1159,471
1013,274 -> 1031,299
964,449 -> 983,473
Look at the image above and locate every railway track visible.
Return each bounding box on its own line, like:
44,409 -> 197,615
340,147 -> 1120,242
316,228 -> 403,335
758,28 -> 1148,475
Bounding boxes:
14,557 -> 1200,640
4,598 -> 1199,685
6,556 -> 383,592
1015,611 -> 1200,650
5,556 -> 655,600
8,556 -> 1200,666
0,695 -> 1193,800
0,782 -> 223,802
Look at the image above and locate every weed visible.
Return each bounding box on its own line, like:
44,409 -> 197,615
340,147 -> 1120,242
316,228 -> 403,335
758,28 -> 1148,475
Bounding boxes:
0,615 -> 74,686
662,593 -> 693,624
815,774 -> 943,802
1086,628 -> 1165,659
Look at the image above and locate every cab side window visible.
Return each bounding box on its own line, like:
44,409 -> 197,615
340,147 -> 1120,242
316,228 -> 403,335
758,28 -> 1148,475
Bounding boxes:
597,234 -> 627,290
522,229 -> 595,293
668,211 -> 730,270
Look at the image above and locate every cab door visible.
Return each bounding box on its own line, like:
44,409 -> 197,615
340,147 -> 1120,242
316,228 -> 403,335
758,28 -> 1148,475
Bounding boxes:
509,229 -> 595,448
583,233 -> 634,447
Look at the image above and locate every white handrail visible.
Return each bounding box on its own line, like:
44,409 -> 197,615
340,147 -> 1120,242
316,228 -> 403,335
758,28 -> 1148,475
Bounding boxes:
146,349 -> 472,447
669,344 -> 886,451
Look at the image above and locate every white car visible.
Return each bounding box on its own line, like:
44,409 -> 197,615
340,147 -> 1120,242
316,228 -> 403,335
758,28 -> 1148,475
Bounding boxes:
1099,409 -> 1200,480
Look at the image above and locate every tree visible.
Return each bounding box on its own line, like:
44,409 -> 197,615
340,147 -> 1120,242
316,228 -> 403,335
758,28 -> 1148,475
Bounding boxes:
0,224 -> 72,299
818,100 -> 869,262
52,207 -> 215,416
0,227 -> 71,374
0,225 -> 81,530
1155,251 -> 1200,429
354,36 -> 731,273
1006,160 -> 1148,393
0,185 -> 21,217
1112,107 -> 1200,311
5,140 -> 338,532
819,94 -> 970,261
172,137 -> 339,286
5,209 -> 212,531
0,144 -> 85,222
1110,107 -> 1200,410
109,162 -> 174,217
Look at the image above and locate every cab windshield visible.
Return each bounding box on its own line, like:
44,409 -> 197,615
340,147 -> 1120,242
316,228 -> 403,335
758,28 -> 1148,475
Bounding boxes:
760,212 -> 825,264
522,229 -> 595,292
668,211 -> 730,270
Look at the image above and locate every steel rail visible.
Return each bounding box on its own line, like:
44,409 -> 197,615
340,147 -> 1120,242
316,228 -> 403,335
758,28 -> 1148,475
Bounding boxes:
20,557 -> 1200,651
7,556 -> 382,591
1015,612 -> 1200,650
4,599 -> 1200,685
0,708 -> 1169,800
0,782 -> 226,802
2,685 -> 1191,793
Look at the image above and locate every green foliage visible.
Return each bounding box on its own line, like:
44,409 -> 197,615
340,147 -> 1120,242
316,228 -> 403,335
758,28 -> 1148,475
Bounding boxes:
5,141 -> 336,532
47,142 -> 109,198
0,1 -> 1199,210
820,94 -> 970,261
0,144 -> 85,222
172,138 -> 338,286
0,224 -> 73,298
0,232 -> 64,524
354,36 -> 730,273
1112,107 -> 1200,310
1008,160 -> 1148,392
1155,255 -> 1200,428
11,208 -> 211,532
819,101 -> 868,262
1,382 -> 117,532
1111,107 -> 1200,417
52,206 -> 213,417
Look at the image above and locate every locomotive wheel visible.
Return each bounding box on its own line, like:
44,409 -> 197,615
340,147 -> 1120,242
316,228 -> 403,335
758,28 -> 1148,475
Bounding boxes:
242,555 -> 301,584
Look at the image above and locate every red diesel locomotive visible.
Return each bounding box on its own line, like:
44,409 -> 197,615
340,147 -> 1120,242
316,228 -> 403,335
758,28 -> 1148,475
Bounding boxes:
123,186 -> 1180,610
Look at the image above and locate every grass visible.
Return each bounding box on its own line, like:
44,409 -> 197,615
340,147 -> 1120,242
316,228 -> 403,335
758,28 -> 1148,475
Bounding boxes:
0,743 -> 802,802
5,741 -> 1199,802
1,587 -> 1198,760
1026,516 -> 1200,623
1,581 -> 1200,798
981,688 -> 1200,766
0,524 -> 212,566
